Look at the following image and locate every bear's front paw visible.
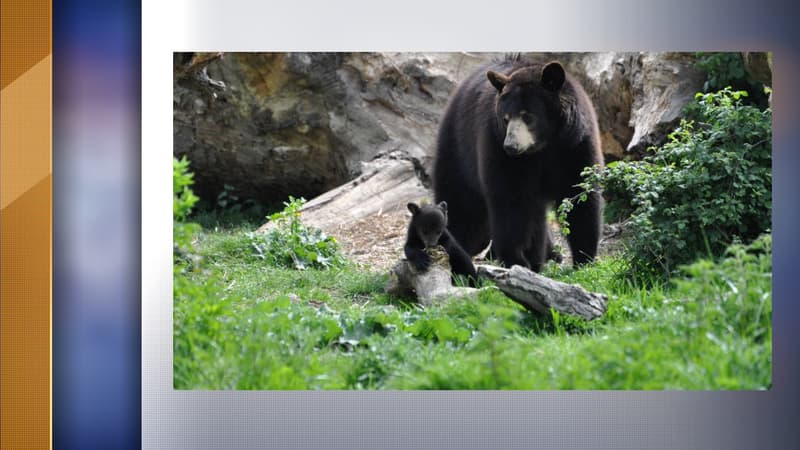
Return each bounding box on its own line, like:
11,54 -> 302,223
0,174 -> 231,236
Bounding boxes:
547,248 -> 564,264
408,253 -> 432,272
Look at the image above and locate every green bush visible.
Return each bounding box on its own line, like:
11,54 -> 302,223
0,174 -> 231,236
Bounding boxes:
564,88 -> 772,280
696,52 -> 750,93
173,156 -> 201,265
250,196 -> 345,270
695,52 -> 770,108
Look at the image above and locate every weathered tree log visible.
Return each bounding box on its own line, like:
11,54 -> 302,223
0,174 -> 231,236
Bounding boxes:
386,248 -> 609,319
477,264 -> 608,320
386,247 -> 480,306
258,156 -> 428,233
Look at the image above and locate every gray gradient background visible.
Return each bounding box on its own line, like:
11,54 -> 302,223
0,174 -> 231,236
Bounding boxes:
144,1 -> 800,448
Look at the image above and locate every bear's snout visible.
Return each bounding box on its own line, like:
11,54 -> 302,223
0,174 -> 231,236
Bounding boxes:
503,117 -> 536,156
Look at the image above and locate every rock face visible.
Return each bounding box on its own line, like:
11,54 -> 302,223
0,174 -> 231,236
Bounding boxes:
742,51 -> 773,87
175,53 -> 354,203
174,52 -> 490,203
174,52 -> 728,204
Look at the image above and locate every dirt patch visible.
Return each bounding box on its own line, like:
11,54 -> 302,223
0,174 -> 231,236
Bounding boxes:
326,210 -> 628,273
326,210 -> 410,272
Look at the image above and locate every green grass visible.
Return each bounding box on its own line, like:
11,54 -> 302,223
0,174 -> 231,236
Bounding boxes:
189,202 -> 274,232
174,227 -> 772,390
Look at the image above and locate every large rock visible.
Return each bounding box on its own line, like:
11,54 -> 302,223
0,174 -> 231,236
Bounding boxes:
175,53 -> 360,203
175,52 -> 719,203
742,51 -> 772,87
174,52 -> 489,203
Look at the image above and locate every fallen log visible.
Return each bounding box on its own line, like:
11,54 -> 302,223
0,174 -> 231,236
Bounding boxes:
386,248 -> 608,320
385,247 -> 480,306
258,157 -> 428,233
477,264 -> 608,320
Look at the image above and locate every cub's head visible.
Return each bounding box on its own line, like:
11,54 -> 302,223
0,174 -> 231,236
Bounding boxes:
407,201 -> 448,248
487,61 -> 566,157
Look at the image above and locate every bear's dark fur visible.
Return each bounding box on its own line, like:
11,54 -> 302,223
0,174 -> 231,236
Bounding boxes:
433,58 -> 604,272
404,201 -> 478,284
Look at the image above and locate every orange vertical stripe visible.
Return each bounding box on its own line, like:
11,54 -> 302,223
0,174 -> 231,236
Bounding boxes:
0,1 -> 52,449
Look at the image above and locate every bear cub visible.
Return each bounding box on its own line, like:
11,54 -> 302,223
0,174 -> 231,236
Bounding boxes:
404,201 -> 478,285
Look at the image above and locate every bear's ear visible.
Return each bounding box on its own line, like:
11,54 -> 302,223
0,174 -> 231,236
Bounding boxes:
541,61 -> 565,92
487,70 -> 509,92
407,202 -> 420,215
437,201 -> 448,213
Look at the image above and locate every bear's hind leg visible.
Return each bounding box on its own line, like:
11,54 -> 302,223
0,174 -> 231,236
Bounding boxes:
438,195 -> 490,257
526,226 -> 563,269
488,199 -> 545,270
565,190 -> 602,266
522,209 -> 550,273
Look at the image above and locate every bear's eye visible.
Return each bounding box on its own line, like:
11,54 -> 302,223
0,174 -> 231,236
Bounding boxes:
520,111 -> 532,122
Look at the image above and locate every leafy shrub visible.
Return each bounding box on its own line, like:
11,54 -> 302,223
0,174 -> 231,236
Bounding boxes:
563,88 -> 772,280
250,196 -> 345,270
173,156 -> 201,265
695,52 -> 770,108
695,52 -> 750,93
174,156 -> 199,221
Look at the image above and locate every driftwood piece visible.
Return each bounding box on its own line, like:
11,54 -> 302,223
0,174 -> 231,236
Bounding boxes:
386,247 -> 479,306
477,264 -> 608,320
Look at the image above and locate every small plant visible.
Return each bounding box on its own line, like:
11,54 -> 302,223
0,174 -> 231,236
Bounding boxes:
216,183 -> 239,210
213,183 -> 261,215
250,196 -> 345,270
561,87 -> 772,280
555,190 -> 591,236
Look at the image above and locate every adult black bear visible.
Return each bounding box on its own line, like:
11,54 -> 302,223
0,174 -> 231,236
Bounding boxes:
433,57 -> 604,272
404,201 -> 478,284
